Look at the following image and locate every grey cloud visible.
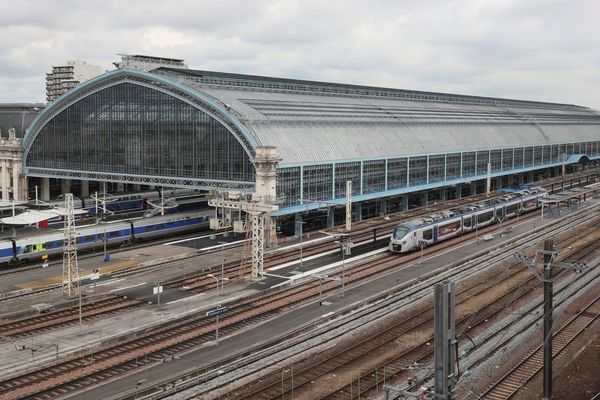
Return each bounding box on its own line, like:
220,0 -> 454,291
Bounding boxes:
0,0 -> 599,110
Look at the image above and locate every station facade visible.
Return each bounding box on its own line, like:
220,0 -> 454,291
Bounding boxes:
23,67 -> 600,233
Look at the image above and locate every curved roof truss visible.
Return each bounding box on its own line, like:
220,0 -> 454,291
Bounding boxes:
23,68 -> 258,165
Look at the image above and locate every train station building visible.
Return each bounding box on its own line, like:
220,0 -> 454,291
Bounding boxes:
22,67 -> 600,233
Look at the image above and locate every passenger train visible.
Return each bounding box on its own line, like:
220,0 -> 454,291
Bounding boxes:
0,209 -> 213,265
389,187 -> 547,253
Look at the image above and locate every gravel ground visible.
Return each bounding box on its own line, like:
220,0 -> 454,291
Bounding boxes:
455,254 -> 600,399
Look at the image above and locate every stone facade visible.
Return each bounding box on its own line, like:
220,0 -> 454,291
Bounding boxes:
0,127 -> 27,202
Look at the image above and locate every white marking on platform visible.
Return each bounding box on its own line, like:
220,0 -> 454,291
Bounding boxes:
94,278 -> 125,287
164,231 -> 233,245
167,293 -> 205,304
271,236 -> 331,252
264,273 -> 289,279
200,240 -> 245,251
109,282 -> 146,292
321,312 -> 334,318
268,235 -> 391,272
269,251 -> 337,271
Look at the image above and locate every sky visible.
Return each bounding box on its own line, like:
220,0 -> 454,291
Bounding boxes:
1,0 -> 599,109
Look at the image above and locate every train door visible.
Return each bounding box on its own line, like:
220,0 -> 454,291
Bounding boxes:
129,222 -> 136,243
422,227 -> 433,245
462,215 -> 473,232
10,239 -> 17,261
497,205 -> 505,221
433,226 -> 439,242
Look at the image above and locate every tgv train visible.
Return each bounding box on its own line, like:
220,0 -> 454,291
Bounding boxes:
389,187 -> 547,253
35,189 -> 208,214
0,210 -> 213,264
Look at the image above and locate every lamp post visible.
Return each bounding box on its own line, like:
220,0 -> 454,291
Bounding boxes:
218,241 -> 228,295
281,366 -> 294,399
317,275 -> 326,306
103,228 -> 107,262
335,234 -> 350,297
77,268 -> 84,335
299,221 -> 307,272
207,273 -> 220,344
341,242 -> 346,297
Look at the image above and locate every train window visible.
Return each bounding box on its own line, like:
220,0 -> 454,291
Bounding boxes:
393,226 -> 409,239
463,217 -> 472,228
439,221 -> 460,236
23,244 -> 33,254
477,211 -> 493,223
507,204 -> 519,213
423,229 -> 433,241
144,226 -> 154,232
109,231 -> 120,238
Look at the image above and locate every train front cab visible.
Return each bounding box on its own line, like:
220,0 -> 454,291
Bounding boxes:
389,224 -> 414,252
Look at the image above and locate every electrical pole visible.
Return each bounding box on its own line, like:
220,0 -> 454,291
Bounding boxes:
542,239 -> 553,400
434,280 -> 456,399
514,239 -> 587,400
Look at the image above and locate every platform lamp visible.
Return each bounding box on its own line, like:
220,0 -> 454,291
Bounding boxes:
298,221 -> 307,272
206,273 -> 228,344
207,273 -> 220,343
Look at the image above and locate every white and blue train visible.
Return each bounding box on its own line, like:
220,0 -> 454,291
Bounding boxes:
0,210 -> 213,264
389,187 -> 547,253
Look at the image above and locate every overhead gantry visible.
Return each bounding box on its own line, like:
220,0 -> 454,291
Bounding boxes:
209,146 -> 280,278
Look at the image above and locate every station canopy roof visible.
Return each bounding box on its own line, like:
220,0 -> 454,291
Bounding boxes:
154,67 -> 600,166
0,208 -> 88,226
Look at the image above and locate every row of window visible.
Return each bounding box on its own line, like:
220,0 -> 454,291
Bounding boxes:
28,82 -> 255,183
177,74 -> 567,109
277,141 -> 600,207
21,218 -> 206,254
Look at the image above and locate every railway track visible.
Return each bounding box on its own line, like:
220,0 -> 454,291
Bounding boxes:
220,221 -> 600,400
1,170 -> 595,307
344,231 -> 600,400
140,203 -> 599,400
1,198 -> 591,400
0,174 -> 596,399
477,293 -> 600,400
162,170 -> 599,293
0,296 -> 143,340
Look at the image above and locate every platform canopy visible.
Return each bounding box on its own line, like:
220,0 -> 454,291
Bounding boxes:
0,208 -> 88,226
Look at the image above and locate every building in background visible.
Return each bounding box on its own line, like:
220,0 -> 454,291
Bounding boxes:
0,103 -> 44,139
0,127 -> 27,202
46,60 -> 101,102
0,104 -> 44,202
113,54 -> 187,71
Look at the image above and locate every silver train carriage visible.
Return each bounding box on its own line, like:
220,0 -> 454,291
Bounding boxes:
389,187 -> 547,253
0,209 -> 213,264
